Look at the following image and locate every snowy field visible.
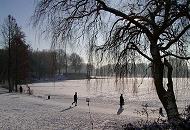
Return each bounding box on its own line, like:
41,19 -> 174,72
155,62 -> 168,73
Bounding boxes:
0,78 -> 190,129
29,77 -> 190,108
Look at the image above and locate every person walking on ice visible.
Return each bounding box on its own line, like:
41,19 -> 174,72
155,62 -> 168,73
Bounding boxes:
120,94 -> 124,108
72,92 -> 78,106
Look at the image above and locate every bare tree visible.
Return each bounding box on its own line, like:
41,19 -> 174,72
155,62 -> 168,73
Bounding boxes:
55,49 -> 68,74
69,53 -> 83,73
1,15 -> 18,92
33,0 -> 190,124
1,15 -> 29,92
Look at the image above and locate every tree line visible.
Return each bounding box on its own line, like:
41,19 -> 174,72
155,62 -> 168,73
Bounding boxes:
0,47 -> 89,84
29,49 -> 88,81
0,15 -> 90,92
96,60 -> 189,78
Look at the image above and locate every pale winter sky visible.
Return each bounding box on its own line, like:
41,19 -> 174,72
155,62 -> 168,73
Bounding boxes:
0,0 -> 51,50
0,0 -> 88,62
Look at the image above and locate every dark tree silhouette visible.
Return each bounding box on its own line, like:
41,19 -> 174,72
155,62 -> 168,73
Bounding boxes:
1,15 -> 18,92
10,33 -> 30,91
1,15 -> 29,92
69,53 -> 83,73
0,49 -> 8,83
55,49 -> 68,74
33,0 -> 190,124
29,50 -> 58,80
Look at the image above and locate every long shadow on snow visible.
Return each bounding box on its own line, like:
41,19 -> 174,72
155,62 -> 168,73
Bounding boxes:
60,106 -> 76,112
117,107 -> 124,115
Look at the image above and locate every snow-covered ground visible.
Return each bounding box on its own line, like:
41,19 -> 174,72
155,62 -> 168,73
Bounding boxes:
0,92 -> 164,130
0,78 -> 189,129
29,77 -> 190,108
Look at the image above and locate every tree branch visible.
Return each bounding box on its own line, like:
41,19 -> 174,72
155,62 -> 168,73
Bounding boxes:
130,43 -> 153,61
160,24 -> 190,50
161,52 -> 190,60
95,0 -> 153,39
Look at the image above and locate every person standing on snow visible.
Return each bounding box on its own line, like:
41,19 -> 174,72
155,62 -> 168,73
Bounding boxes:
72,92 -> 78,106
120,94 -> 124,108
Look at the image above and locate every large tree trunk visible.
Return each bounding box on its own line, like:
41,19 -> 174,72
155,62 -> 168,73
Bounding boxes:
150,44 -> 181,124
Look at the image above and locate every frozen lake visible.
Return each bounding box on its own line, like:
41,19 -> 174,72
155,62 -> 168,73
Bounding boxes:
29,77 -> 190,108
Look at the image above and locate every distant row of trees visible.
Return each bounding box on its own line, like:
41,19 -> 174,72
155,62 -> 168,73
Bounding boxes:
96,59 -> 189,78
29,49 -> 86,80
0,15 -> 87,92
0,48 -> 88,82
1,43 -> 189,87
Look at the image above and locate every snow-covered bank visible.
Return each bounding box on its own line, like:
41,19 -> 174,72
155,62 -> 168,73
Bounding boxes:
0,92 -> 166,130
